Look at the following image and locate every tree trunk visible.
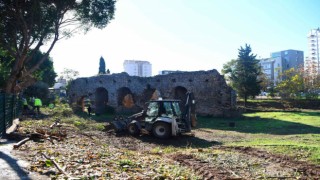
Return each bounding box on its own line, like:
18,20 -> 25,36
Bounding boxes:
5,75 -> 18,93
4,35 -> 58,94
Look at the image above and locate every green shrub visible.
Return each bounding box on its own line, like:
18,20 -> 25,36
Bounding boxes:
305,92 -> 318,100
73,120 -> 87,130
91,123 -> 105,131
53,103 -> 73,117
62,108 -> 73,117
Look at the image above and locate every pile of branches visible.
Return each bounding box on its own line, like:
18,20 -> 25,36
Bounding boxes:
6,119 -> 77,178
7,119 -> 66,149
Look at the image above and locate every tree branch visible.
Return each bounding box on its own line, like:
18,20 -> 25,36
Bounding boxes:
14,74 -> 37,91
59,24 -> 85,40
41,153 -> 78,179
13,137 -> 31,149
26,23 -> 60,76
24,34 -> 46,64
1,39 -> 17,58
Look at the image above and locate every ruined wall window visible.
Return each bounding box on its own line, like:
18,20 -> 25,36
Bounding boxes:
113,79 -> 116,83
156,79 -> 160,82
172,79 -> 176,82
128,79 -> 131,83
85,79 -> 88,84
188,79 -> 193,82
72,93 -> 75,97
205,79 -> 209,82
99,80 -> 103,84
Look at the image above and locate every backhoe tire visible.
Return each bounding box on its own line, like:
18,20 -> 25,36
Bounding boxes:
127,123 -> 139,136
152,122 -> 171,139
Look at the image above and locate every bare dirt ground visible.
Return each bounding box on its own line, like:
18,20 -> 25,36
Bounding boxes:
9,121 -> 320,179
172,146 -> 320,180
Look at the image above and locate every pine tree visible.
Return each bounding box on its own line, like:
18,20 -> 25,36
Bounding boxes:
99,56 -> 106,74
230,44 -> 262,107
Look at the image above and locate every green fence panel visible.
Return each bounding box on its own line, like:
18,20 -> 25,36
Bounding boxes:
5,94 -> 13,129
0,93 -> 22,138
0,94 -> 5,138
13,95 -> 21,120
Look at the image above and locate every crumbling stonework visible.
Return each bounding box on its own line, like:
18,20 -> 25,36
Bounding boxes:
68,70 -> 237,117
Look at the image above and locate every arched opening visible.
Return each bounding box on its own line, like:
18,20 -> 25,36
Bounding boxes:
142,84 -> 158,102
117,87 -> 134,108
78,96 -> 87,112
151,90 -> 161,100
95,87 -> 108,114
174,86 -> 188,113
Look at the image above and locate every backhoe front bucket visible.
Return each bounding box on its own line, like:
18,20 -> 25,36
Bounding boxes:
110,120 -> 128,132
109,115 -> 135,132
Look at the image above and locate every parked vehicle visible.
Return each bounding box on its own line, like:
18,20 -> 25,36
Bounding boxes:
111,92 -> 197,138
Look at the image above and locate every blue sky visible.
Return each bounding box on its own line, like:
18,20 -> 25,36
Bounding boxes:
46,0 -> 320,77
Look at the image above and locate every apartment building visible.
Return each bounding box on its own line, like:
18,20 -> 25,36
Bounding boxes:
123,60 -> 152,77
260,49 -> 304,85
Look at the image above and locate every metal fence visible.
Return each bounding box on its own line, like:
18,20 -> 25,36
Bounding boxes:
0,93 -> 22,138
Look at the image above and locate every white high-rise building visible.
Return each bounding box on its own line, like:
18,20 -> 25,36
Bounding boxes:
307,28 -> 320,73
123,60 -> 152,77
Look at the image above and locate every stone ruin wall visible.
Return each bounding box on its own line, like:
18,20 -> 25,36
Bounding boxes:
68,70 -> 237,117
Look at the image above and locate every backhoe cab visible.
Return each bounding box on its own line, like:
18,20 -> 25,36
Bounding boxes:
111,92 -> 196,138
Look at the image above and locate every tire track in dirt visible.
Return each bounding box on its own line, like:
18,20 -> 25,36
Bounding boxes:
171,154 -> 240,180
215,146 -> 320,179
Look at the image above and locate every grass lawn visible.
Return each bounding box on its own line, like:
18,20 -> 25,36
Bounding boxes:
197,111 -> 320,164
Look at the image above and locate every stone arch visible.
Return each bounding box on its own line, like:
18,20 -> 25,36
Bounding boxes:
117,87 -> 134,108
174,86 -> 188,112
95,87 -> 109,114
78,96 -> 87,111
141,84 -> 157,101
151,90 -> 161,100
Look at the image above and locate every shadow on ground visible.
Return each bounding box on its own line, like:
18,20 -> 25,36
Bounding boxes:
114,133 -> 222,148
0,140 -> 31,180
197,112 -> 320,135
